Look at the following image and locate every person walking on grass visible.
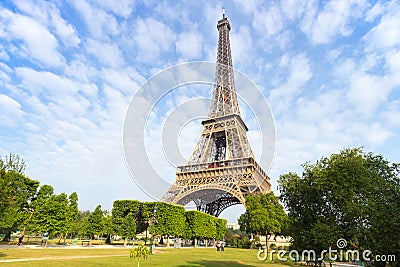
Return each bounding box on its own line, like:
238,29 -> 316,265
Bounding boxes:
216,241 -> 221,251
17,234 -> 24,246
41,232 -> 49,247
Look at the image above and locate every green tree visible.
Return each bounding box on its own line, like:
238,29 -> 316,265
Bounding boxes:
76,210 -> 91,238
29,187 -> 71,242
123,212 -> 137,245
238,193 -> 287,251
28,185 -> 76,242
150,202 -> 185,247
130,244 -> 149,267
87,205 -> 105,239
112,200 -> 147,235
103,211 -> 113,244
185,210 -> 216,247
278,148 -> 400,262
215,218 -> 227,240
63,192 -> 79,241
0,154 -> 39,241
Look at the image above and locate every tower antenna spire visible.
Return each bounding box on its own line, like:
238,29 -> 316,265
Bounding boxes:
222,7 -> 225,18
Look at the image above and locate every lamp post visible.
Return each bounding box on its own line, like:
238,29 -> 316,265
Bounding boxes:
22,207 -> 34,234
149,205 -> 157,255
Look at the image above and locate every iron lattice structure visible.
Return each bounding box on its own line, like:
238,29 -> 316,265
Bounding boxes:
162,12 -> 271,217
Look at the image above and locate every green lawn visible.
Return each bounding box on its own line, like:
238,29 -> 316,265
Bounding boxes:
0,247 -> 291,267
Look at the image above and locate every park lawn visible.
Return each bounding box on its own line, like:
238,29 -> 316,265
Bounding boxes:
0,247 -> 290,267
0,247 -> 128,259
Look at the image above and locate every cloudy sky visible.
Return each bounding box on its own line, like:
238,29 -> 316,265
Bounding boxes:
0,0 -> 399,222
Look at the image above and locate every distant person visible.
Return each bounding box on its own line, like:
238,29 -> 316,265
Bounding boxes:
42,232 -> 49,247
17,234 -> 24,246
216,241 -> 221,251
221,241 -> 224,252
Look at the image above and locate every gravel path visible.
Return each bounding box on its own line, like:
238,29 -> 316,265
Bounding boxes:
0,254 -> 126,263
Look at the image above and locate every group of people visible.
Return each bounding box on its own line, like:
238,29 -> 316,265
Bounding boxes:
216,241 -> 225,251
16,232 -> 49,247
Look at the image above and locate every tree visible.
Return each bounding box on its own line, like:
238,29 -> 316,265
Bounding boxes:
0,154 -> 39,241
238,193 -> 287,252
130,244 -> 149,267
112,200 -> 147,235
278,148 -> 400,263
112,200 -> 146,245
76,210 -> 91,237
103,211 -> 113,244
122,212 -> 137,245
150,202 -> 186,247
63,192 -> 79,242
28,185 -> 78,243
87,205 -> 105,239
185,210 -> 216,246
215,218 -> 227,241
112,201 -> 186,246
29,186 -> 71,241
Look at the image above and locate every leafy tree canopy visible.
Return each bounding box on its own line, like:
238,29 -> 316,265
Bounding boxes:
278,148 -> 400,258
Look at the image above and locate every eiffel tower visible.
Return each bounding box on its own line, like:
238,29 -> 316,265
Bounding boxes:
162,11 -> 271,216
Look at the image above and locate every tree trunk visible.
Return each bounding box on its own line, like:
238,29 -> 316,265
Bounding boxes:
166,236 -> 170,247
194,238 -> 197,248
205,239 -> 208,248
265,232 -> 269,259
124,237 -> 128,246
58,233 -> 63,244
2,231 -> 11,242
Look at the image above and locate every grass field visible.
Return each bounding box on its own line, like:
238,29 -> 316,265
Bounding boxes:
0,247 -> 290,267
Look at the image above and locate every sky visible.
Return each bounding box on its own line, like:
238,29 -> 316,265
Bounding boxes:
0,0 -> 399,223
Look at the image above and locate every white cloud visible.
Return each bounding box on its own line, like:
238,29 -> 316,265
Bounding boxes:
64,60 -> 98,83
380,100 -> 400,128
253,4 -> 284,37
0,8 -> 65,66
134,18 -> 175,63
13,0 -> 80,47
102,68 -> 140,96
305,0 -> 368,44
296,89 -> 343,123
363,2 -> 400,51
70,0 -> 120,39
0,94 -> 24,126
0,45 -> 9,61
175,31 -> 203,60
15,67 -> 93,118
347,74 -> 385,114
269,53 -> 312,109
85,39 -> 125,68
231,26 -> 253,65
385,50 -> 400,88
16,67 -> 78,96
281,0 -> 310,21
233,0 -> 263,14
95,0 -> 136,18
363,122 -> 392,146
365,1 -> 385,22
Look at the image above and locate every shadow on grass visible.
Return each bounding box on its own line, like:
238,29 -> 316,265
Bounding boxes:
177,260 -> 257,267
0,252 -> 6,258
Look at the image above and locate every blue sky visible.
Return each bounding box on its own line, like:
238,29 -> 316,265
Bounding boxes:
0,0 -> 399,223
